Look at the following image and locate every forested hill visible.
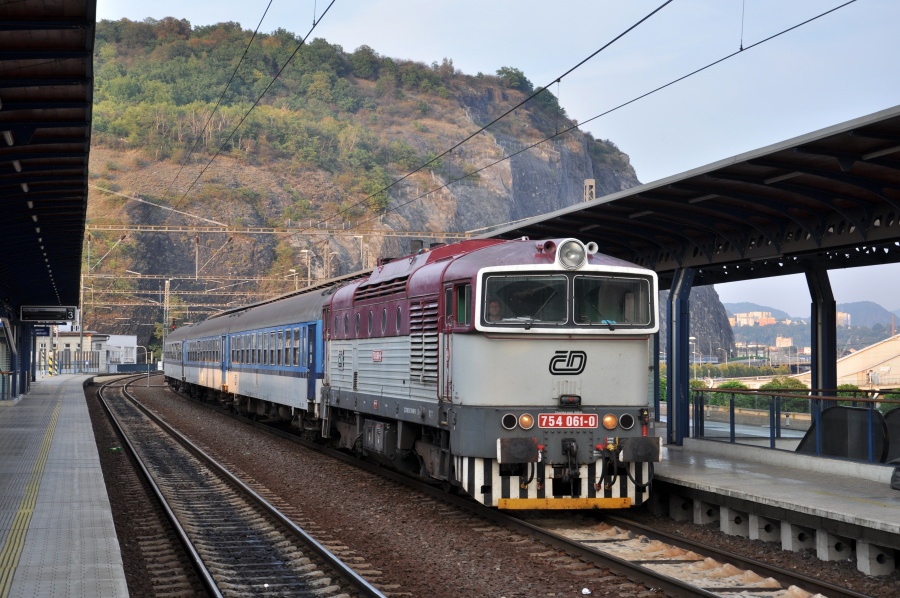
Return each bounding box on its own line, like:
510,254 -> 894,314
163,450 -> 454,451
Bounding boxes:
87,17 -> 641,343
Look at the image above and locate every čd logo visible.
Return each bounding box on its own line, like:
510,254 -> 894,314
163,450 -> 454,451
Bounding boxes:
549,350 -> 586,375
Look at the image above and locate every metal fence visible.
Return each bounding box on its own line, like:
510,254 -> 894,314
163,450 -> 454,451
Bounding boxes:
689,387 -> 900,464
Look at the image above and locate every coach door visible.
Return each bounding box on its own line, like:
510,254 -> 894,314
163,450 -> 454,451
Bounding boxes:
306,323 -> 317,401
221,335 -> 228,377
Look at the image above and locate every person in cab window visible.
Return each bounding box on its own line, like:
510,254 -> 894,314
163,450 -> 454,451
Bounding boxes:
487,300 -> 503,322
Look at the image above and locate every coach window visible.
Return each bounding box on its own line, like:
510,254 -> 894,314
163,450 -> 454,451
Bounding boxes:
381,308 -> 387,334
456,284 -> 471,325
367,311 -> 373,335
252,334 -> 257,364
270,331 -> 276,365
292,328 -> 300,365
277,330 -> 283,365
396,306 -> 402,332
285,330 -> 292,366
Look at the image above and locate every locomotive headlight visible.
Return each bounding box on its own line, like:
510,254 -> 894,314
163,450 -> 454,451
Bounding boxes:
558,240 -> 587,269
602,414 -> 618,430
619,413 -> 635,430
518,413 -> 535,430
501,413 -> 518,430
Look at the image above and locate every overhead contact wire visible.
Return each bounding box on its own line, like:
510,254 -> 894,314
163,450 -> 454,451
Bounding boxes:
308,0 -> 676,229
350,0 -> 859,231
159,1 -> 276,218
167,0 -> 338,217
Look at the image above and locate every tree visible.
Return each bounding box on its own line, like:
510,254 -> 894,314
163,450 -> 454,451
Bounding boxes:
496,66 -> 533,93
759,376 -> 808,412
709,380 -> 749,407
349,45 -> 380,80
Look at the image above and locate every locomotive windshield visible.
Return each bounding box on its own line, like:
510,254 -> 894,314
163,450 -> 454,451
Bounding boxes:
482,273 -> 653,329
484,275 -> 568,324
573,275 -> 652,326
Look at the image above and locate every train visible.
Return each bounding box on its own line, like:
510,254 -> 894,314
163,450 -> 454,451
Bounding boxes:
163,236 -> 662,509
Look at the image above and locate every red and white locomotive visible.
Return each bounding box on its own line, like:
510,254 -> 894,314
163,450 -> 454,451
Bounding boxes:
165,236 -> 661,509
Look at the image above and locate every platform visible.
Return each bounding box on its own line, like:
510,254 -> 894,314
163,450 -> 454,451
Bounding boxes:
655,438 -> 900,576
0,375 -> 128,597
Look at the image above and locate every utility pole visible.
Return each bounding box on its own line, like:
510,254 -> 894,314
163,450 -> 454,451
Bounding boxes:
305,251 -> 315,286
163,279 -> 170,344
77,274 -> 84,374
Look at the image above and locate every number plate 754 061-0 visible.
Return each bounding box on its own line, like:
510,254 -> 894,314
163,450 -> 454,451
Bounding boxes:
538,414 -> 598,428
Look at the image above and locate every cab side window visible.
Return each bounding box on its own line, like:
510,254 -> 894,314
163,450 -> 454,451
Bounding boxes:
455,284 -> 471,326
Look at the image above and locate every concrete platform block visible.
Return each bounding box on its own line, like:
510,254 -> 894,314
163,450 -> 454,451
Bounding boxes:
856,541 -> 896,576
815,530 -> 853,562
668,494 -> 693,522
646,491 -> 667,517
781,522 -> 816,552
692,500 -> 719,525
749,513 -> 780,543
720,506 -> 749,537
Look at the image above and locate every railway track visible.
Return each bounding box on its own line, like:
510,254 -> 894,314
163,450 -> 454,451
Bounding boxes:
155,380 -> 876,598
97,376 -> 386,598
523,514 -> 873,598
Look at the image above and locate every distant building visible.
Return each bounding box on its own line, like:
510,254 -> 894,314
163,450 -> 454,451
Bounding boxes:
732,311 -> 777,327
836,312 -> 851,327
775,336 -> 794,348
34,327 -> 138,374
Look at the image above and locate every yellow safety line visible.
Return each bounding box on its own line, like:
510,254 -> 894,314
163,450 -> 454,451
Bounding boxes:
0,400 -> 62,597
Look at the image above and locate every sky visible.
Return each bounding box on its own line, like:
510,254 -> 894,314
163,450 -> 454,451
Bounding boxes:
94,0 -> 900,317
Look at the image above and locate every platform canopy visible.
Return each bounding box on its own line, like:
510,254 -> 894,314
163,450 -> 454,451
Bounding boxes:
0,1 -> 96,317
488,105 -> 900,290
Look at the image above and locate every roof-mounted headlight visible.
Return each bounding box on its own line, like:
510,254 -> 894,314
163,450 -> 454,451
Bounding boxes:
558,239 -> 587,269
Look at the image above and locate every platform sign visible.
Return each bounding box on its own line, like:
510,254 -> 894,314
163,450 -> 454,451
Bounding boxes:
20,305 -> 76,323
33,326 -> 50,336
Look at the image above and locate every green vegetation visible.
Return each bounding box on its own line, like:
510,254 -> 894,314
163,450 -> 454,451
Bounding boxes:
91,19 -> 573,223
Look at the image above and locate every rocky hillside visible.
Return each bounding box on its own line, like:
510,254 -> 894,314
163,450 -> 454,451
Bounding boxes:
86,18 -> 642,347
659,287 -> 735,358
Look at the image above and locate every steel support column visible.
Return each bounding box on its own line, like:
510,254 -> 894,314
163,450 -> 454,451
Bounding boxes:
653,331 -> 661,422
667,268 -> 695,445
805,267 -> 837,393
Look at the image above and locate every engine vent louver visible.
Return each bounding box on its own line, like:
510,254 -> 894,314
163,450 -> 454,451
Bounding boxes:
354,275 -> 410,301
409,297 -> 439,388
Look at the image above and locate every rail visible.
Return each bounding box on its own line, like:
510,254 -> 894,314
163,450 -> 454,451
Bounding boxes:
689,387 -> 900,464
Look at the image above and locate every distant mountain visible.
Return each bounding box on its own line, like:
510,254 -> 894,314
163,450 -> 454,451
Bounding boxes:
722,302 -> 791,320
836,301 -> 894,328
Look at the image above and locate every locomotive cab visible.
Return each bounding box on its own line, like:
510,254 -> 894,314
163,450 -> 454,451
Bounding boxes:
443,238 -> 662,508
